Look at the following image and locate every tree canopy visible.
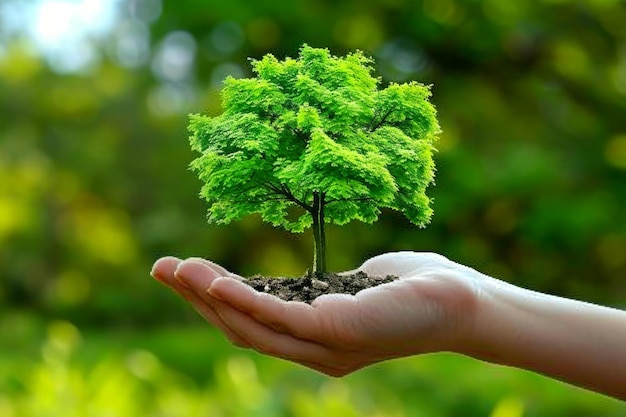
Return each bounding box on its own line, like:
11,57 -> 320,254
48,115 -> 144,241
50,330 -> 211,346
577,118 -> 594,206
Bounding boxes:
189,45 -> 440,273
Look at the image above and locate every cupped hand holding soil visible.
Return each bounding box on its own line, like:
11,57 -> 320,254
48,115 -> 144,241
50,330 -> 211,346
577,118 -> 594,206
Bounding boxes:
151,252 -> 481,377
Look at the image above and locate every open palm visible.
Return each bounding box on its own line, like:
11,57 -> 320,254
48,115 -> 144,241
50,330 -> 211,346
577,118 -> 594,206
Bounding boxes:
151,252 -> 481,376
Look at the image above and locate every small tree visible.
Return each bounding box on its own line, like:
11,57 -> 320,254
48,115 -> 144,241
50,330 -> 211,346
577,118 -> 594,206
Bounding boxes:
189,45 -> 440,276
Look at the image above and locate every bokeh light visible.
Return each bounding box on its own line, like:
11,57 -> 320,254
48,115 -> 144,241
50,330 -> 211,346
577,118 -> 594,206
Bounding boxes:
0,0 -> 121,73
1,0 -> 626,415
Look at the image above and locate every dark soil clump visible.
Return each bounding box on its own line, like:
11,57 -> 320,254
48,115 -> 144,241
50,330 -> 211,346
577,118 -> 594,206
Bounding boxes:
245,271 -> 398,303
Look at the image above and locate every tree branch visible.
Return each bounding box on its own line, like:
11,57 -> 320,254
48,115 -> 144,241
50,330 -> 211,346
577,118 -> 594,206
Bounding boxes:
262,181 -> 313,212
367,106 -> 395,132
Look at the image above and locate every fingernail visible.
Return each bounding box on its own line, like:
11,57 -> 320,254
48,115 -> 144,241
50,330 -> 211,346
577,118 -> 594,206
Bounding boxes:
151,256 -> 182,282
173,263 -> 192,287
150,268 -> 165,283
175,260 -> 212,288
207,286 -> 223,300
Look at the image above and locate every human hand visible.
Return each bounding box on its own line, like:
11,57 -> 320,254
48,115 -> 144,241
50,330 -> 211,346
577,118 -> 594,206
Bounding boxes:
151,252 -> 483,376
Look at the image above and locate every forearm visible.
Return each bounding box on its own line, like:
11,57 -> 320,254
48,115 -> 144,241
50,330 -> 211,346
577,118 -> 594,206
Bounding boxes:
465,277 -> 626,400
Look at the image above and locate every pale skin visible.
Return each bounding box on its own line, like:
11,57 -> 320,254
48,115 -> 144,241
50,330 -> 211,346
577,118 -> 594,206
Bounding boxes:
151,251 -> 626,401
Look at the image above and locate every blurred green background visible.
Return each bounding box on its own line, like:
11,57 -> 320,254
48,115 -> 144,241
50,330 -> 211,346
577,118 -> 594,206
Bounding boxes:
1,0 -> 625,415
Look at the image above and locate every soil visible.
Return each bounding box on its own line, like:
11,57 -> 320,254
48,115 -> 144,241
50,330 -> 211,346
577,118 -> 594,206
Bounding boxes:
244,271 -> 398,303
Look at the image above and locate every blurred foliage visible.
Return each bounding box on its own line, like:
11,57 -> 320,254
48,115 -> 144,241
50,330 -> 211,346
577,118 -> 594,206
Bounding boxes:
0,317 -> 624,416
1,0 -> 625,414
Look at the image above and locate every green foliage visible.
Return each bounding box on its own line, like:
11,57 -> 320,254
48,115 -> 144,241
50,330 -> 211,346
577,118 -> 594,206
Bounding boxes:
189,45 -> 440,272
1,320 -> 624,417
190,45 -> 438,231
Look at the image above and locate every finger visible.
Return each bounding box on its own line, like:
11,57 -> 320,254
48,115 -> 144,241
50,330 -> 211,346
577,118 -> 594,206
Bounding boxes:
155,260 -> 249,348
151,256 -> 183,283
186,257 -> 244,280
152,256 -> 198,302
190,297 -> 253,349
208,277 -> 330,342
210,297 -> 350,367
167,281 -> 250,347
175,259 -> 227,299
359,252 -> 451,278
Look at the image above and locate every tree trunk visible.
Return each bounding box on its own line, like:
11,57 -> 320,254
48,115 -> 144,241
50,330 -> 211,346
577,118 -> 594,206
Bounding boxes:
311,192 -> 327,277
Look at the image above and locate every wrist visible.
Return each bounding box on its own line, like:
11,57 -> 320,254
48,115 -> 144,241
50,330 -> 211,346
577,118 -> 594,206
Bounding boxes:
454,273 -> 528,364
420,265 -> 498,357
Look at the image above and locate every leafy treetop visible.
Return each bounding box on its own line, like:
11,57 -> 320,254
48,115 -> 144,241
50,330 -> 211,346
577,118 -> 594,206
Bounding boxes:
189,44 -> 440,274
